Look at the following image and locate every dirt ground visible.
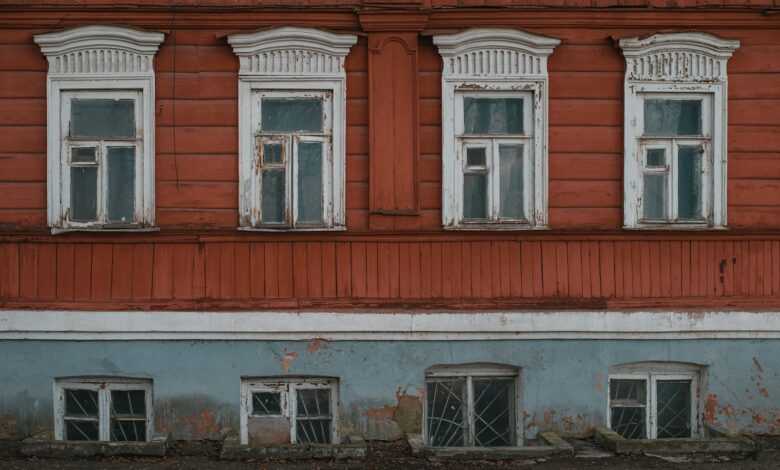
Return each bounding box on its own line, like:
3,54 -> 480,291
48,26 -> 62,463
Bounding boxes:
0,440 -> 778,470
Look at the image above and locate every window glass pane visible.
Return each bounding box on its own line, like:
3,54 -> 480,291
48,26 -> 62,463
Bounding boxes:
70,166 -> 98,221
263,143 -> 284,165
473,378 -> 514,447
65,389 -> 99,417
426,379 -> 466,447
107,147 -> 135,223
296,419 -> 331,444
678,146 -> 703,220
643,174 -> 666,220
610,379 -> 647,403
466,147 -> 486,167
261,98 -> 323,132
111,419 -> 146,442
499,144 -> 524,220
71,99 -> 135,139
65,420 -> 99,441
111,390 -> 146,417
296,389 -> 330,418
610,407 -> 646,439
646,148 -> 665,167
71,147 -> 96,163
657,380 -> 692,438
252,392 -> 282,416
463,98 -> 523,135
644,99 -> 702,136
297,142 -> 323,224
261,169 -> 286,224
463,173 -> 488,220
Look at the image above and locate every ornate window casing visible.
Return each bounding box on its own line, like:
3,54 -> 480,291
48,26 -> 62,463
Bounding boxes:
34,26 -> 164,233
620,33 -> 740,229
228,27 -> 357,231
433,29 -> 559,230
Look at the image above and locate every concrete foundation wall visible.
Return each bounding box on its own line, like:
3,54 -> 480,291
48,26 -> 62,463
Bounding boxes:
0,339 -> 777,441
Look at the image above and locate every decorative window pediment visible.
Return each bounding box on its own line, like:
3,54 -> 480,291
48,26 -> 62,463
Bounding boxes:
434,29 -> 559,230
228,27 -> 357,230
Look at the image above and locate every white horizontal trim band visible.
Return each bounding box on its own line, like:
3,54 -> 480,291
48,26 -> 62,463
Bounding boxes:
0,310 -> 779,340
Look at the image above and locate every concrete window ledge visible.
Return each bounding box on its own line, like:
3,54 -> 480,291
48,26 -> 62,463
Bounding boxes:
20,436 -> 168,459
407,431 -> 574,460
220,435 -> 367,460
594,426 -> 758,455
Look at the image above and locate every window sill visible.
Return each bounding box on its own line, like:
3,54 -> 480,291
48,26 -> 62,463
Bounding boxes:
220,436 -> 367,461
443,224 -> 550,231
51,226 -> 160,235
594,426 -> 757,456
20,435 -> 168,459
623,224 -> 728,231
407,431 -> 573,460
238,225 -> 347,233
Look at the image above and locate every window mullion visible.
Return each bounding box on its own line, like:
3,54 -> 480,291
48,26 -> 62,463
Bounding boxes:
648,375 -> 657,439
466,375 -> 475,446
670,140 -> 679,222
99,388 -> 110,442
490,140 -> 500,221
99,141 -> 108,225
289,384 -> 298,444
288,135 -> 296,228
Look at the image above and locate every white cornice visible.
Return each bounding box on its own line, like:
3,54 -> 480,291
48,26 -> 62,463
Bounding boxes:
227,27 -> 357,76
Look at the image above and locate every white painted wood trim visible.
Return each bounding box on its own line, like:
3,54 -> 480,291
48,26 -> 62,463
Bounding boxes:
434,29 -> 559,230
3,310 -> 780,340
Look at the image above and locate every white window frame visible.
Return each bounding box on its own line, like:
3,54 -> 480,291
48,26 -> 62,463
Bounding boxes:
228,27 -> 357,231
34,26 -> 163,233
607,363 -> 703,440
423,363 -> 522,447
434,29 -> 559,230
239,376 -> 339,446
53,377 -> 153,442
620,32 -> 740,230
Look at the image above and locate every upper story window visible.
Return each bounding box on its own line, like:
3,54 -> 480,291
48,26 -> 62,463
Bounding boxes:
424,363 -> 521,447
54,377 -> 153,442
619,33 -> 739,230
34,26 -> 164,233
240,376 -> 339,446
608,362 -> 704,440
228,27 -> 357,231
433,29 -> 559,230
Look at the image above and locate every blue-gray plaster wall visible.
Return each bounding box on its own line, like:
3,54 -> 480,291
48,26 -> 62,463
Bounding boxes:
0,339 -> 778,440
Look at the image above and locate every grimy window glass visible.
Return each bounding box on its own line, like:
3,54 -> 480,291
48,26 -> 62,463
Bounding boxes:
464,98 -> 524,135
64,389 -> 100,441
71,99 -> 135,139
110,390 -> 147,442
609,379 -> 647,439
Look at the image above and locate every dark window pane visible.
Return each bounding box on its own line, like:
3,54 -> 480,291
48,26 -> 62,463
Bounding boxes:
646,148 -> 666,167
463,173 -> 487,220
70,166 -> 97,221
252,392 -> 282,416
610,379 -> 647,403
678,146 -> 703,220
111,390 -> 146,417
71,99 -> 135,139
657,380 -> 692,438
297,142 -> 323,224
263,143 -> 284,165
65,420 -> 99,441
499,144 -> 524,220
644,100 -> 702,136
107,147 -> 135,223
473,378 -> 514,447
466,147 -> 486,167
464,98 -> 524,135
111,419 -> 146,442
426,379 -> 465,447
261,98 -> 323,132
71,147 -> 97,163
296,389 -> 330,418
610,407 -> 646,439
262,169 -> 286,224
296,419 -> 331,444
65,389 -> 99,417
643,174 -> 666,220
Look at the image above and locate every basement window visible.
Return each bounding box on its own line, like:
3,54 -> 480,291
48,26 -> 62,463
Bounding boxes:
54,377 -> 153,442
608,364 -> 702,439
425,363 -> 521,447
240,377 -> 339,446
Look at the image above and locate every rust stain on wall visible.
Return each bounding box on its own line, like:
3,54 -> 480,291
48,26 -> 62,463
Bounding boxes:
704,393 -> 719,424
307,338 -> 328,354
279,350 -> 299,373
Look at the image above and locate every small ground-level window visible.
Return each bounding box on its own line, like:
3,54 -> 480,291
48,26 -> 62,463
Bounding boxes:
425,363 -> 521,448
54,377 -> 153,442
240,377 -> 338,446
608,363 -> 702,439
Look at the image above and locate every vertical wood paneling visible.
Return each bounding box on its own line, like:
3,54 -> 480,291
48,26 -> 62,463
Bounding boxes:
234,243 -> 251,299
111,244 -> 134,300
293,243 -> 308,298
204,244 -> 221,299
74,244 -> 93,301
131,244 -> 153,300
56,244 -> 75,301
442,242 -> 461,298
351,242 -> 367,298
173,244 -> 195,299
250,242 -> 265,299
278,242 -> 294,298
599,241 -> 615,298
430,242 -> 443,298
322,241 -> 337,298
0,243 -> 19,298
90,244 -> 112,301
19,243 -> 38,299
264,243 -> 279,298
37,244 -> 57,300
307,242 -> 323,298
567,242 -> 583,298
420,242 -> 433,298
336,242 -> 351,298
152,244 -> 173,299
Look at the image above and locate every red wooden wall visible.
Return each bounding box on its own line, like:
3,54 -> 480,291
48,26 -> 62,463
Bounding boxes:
0,3 -> 779,309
